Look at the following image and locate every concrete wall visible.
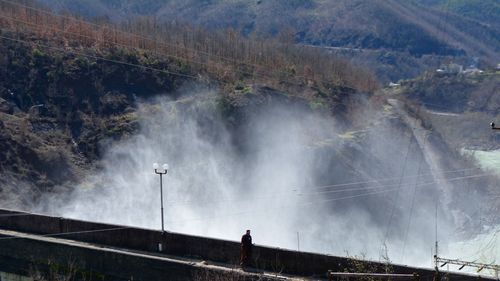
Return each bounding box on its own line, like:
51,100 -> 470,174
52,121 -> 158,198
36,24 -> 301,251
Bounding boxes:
0,209 -> 490,280
0,271 -> 32,281
0,234 -> 274,281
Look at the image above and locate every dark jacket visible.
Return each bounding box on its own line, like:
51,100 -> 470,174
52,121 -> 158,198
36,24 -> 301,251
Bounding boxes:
241,234 -> 252,248
240,233 -> 253,266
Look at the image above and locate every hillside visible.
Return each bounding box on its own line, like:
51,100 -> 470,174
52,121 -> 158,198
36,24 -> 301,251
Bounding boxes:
34,0 -> 500,82
417,0 -> 500,29
393,69 -> 500,151
36,0 -> 499,54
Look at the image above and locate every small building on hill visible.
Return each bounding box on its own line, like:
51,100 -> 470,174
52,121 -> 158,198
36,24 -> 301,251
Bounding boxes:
437,63 -> 463,74
463,66 -> 484,76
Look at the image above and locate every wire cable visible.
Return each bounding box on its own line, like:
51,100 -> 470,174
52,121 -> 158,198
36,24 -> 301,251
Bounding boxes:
0,189 -> 395,242
0,24 -> 346,98
0,33 -> 200,80
0,188 -> 397,242
401,134 -> 428,262
0,0 -> 350,88
0,0 -> 264,70
0,171 -> 494,243
309,167 -> 481,191
75,172 -> 500,223
381,109 -> 417,251
156,170 -> 493,208
0,13 -> 279,85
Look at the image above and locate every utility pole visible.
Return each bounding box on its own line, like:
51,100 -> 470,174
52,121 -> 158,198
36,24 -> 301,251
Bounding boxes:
434,201 -> 440,281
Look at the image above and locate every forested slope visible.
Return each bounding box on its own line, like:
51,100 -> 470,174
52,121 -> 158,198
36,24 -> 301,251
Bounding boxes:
33,0 -> 500,82
36,0 -> 499,58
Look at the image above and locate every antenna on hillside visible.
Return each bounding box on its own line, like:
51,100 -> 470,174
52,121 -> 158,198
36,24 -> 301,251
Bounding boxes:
434,199 -> 439,267
433,196 -> 440,281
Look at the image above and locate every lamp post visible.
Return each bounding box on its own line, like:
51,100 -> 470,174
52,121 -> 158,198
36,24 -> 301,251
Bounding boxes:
153,163 -> 168,232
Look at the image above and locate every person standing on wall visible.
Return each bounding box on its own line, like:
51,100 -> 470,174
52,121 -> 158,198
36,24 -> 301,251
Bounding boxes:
240,229 -> 252,267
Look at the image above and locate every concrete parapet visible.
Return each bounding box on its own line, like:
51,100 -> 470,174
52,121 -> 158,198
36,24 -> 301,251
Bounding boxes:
0,230 -> 277,281
0,209 -> 493,280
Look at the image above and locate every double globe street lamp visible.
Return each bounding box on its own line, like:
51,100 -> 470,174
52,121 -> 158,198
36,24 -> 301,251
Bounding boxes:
153,163 -> 169,232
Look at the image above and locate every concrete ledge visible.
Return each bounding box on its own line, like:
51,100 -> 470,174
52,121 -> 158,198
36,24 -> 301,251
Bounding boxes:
0,230 -> 280,281
0,208 -> 494,280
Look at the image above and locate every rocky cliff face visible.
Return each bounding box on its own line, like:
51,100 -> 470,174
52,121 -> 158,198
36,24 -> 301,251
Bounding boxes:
0,38 -> 183,203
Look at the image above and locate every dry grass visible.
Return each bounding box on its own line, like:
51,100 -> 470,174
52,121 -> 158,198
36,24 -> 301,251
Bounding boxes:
0,0 -> 378,94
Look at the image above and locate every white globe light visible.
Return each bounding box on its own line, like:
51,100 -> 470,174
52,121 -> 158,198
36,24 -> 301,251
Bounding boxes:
153,163 -> 159,169
162,164 -> 169,171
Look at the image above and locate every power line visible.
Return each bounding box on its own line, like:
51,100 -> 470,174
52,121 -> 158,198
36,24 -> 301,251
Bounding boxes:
0,0 -> 408,118
440,0 -> 453,47
310,167 -> 481,191
0,13 -> 278,85
308,172 -> 488,195
401,133 -> 428,262
0,19 -> 344,98
2,171 -> 491,219
0,172 -> 494,241
154,171 -> 493,208
50,172 -> 497,223
0,169 -> 491,221
465,227 -> 500,262
0,190 -> 395,241
0,33 -> 200,80
0,14 -> 219,69
0,0 -> 347,89
381,108 -> 417,251
0,0 -> 263,70
0,188 -> 398,241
